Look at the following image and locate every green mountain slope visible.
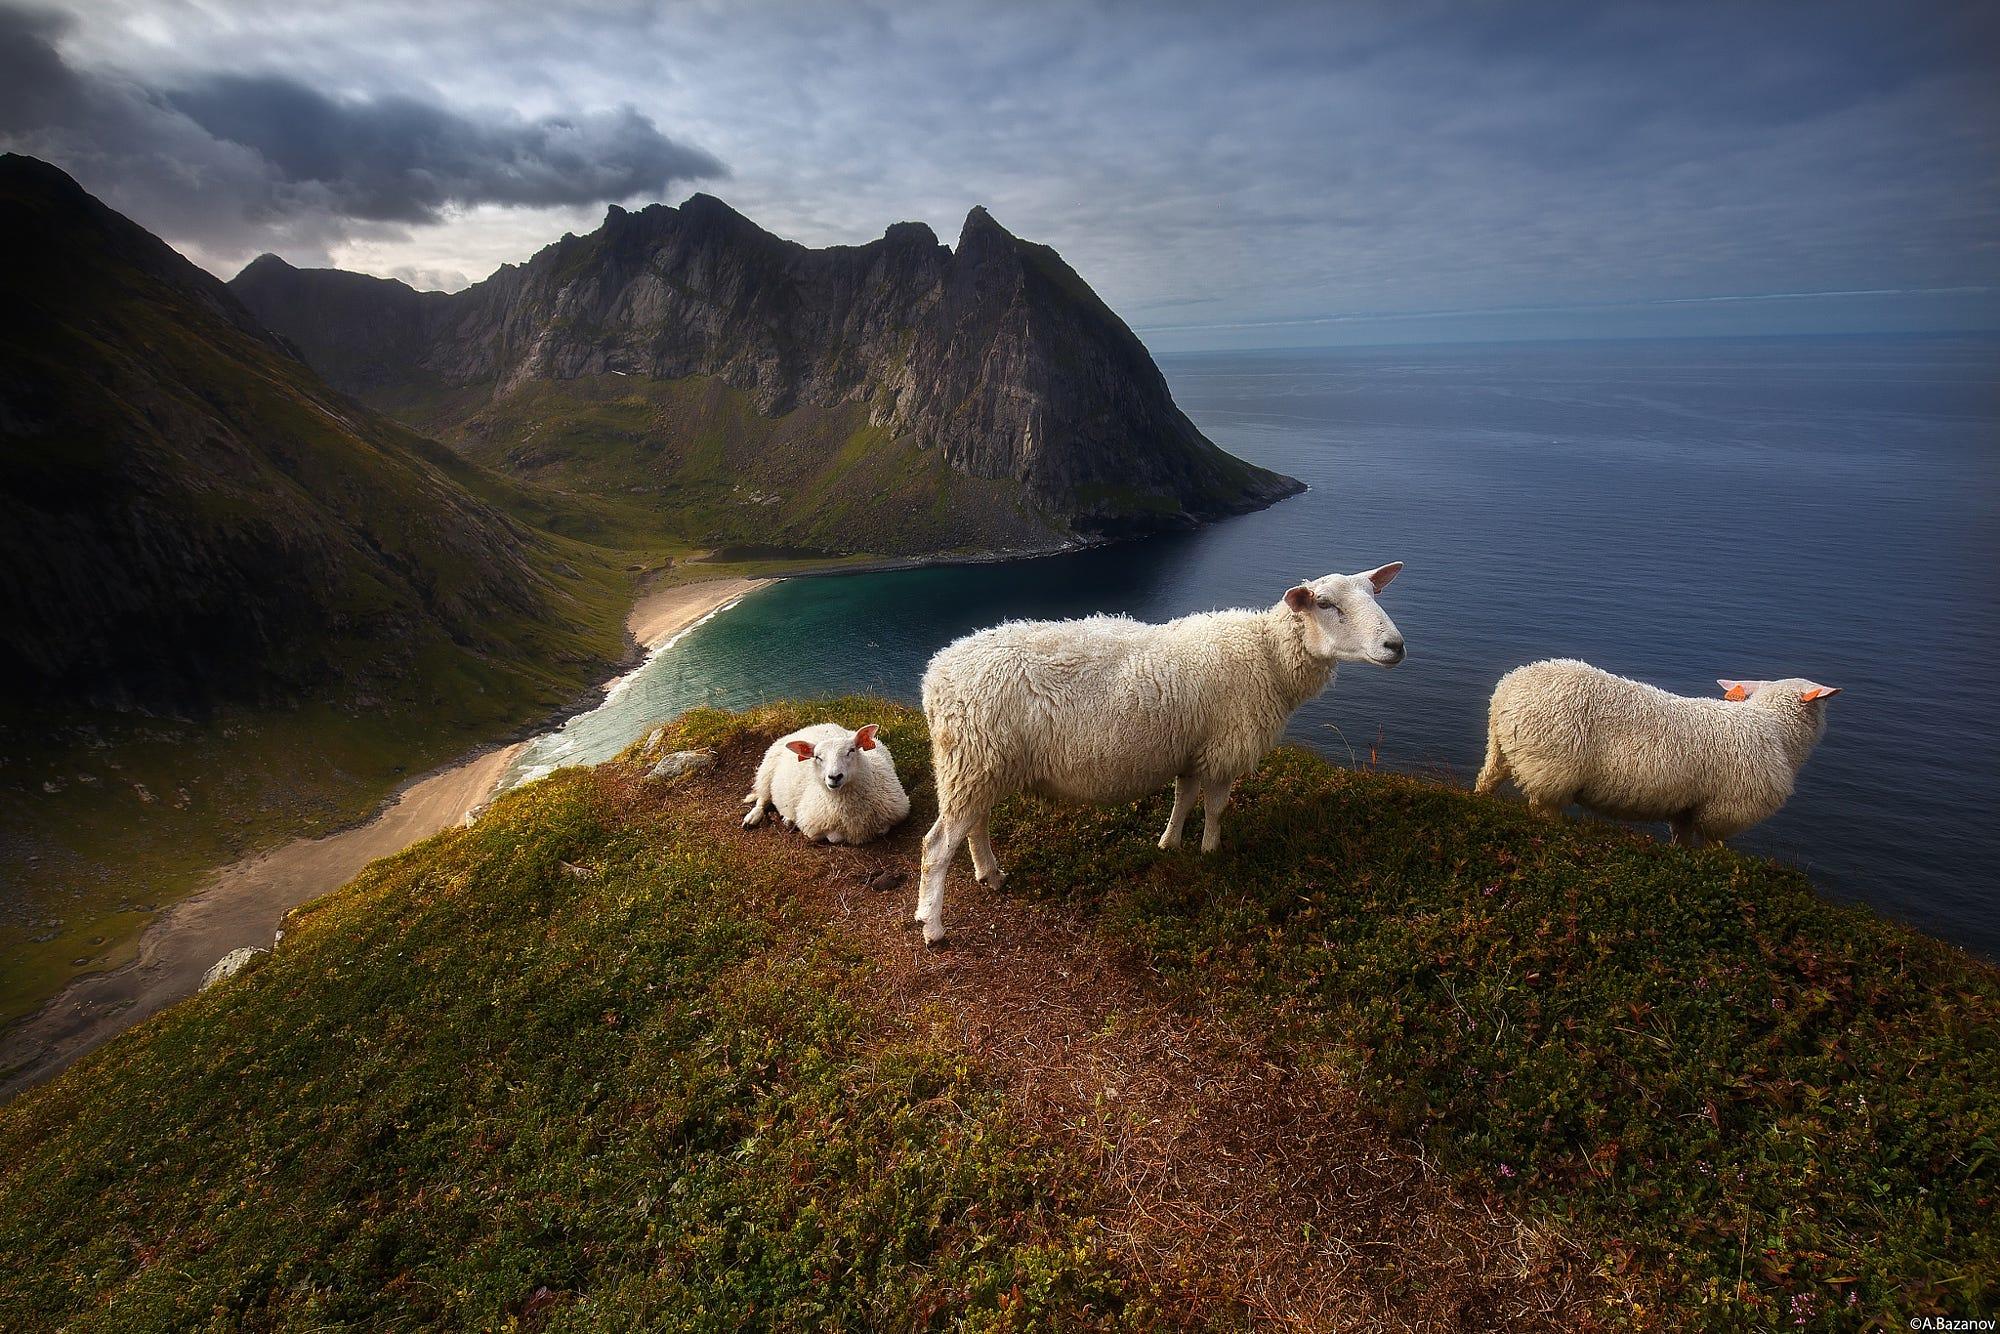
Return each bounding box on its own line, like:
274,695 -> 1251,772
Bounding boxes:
0,155 -> 636,1025
0,152 -> 616,713
1,701 -> 1992,1329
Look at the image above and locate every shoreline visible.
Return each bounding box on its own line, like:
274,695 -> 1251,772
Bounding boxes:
0,577 -> 770,1101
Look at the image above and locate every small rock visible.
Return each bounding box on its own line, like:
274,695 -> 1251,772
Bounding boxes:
200,946 -> 268,990
642,727 -> 667,754
560,861 -> 600,881
864,868 -> 909,892
648,749 -> 715,780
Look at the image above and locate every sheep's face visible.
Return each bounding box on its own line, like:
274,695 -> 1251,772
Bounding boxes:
786,724 -> 881,792
1283,563 -> 1406,666
1719,679 -> 1840,737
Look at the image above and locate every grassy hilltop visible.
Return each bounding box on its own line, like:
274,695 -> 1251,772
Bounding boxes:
1,701 -> 1993,1330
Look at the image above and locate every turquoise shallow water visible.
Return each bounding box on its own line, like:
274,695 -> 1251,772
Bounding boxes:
503,335 -> 2000,958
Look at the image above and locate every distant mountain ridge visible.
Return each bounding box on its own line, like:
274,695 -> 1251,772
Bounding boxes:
231,196 -> 1302,553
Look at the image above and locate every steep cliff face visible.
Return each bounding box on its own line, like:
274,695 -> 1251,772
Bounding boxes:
0,155 -> 601,713
232,196 -> 1302,552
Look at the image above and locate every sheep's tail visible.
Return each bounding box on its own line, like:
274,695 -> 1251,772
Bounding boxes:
1474,708 -> 1510,796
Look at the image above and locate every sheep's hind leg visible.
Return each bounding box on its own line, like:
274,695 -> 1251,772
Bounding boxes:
1525,789 -> 1571,822
916,807 -> 979,946
1159,776 -> 1198,850
1669,812 -> 1703,849
1199,776 -> 1234,853
1474,725 -> 1509,796
968,817 -> 1003,885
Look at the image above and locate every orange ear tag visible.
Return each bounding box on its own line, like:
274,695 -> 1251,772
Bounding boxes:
1724,684 -> 1750,701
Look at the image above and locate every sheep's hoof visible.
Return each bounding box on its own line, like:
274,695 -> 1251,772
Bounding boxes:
973,869 -> 1003,886
922,927 -> 950,949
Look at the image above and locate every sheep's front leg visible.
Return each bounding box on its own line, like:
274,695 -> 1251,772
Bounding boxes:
1159,776 -> 1198,850
916,808 -> 977,946
968,818 -> 1003,885
1669,813 -> 1703,849
1199,777 -> 1234,853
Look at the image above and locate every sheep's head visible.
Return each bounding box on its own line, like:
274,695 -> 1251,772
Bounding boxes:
1283,563 -> 1406,666
1718,679 -> 1841,735
786,723 -> 881,791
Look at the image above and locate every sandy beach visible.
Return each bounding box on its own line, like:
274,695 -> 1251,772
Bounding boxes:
628,576 -> 770,649
0,577 -> 771,1100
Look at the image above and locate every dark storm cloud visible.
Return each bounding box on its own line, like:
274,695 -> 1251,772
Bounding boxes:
5,0 -> 1995,339
164,75 -> 722,225
0,2 -> 723,265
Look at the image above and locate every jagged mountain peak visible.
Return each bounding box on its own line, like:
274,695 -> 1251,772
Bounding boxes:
231,191 -> 1302,552
957,203 -> 1011,241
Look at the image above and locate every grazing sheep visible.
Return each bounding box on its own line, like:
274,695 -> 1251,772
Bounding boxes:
914,563 -> 1407,945
1474,659 -> 1841,847
743,722 -> 910,846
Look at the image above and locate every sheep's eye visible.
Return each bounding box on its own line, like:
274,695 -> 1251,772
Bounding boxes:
1315,597 -> 1336,611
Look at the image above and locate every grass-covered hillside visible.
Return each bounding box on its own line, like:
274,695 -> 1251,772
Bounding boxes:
2,701 -> 1993,1330
438,374 -> 1055,559
0,154 -> 653,1024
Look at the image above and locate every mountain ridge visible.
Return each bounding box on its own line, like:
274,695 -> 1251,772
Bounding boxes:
231,195 -> 1303,553
0,152 -> 619,713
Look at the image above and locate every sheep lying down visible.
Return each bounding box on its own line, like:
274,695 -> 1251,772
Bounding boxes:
1476,659 -> 1841,847
744,722 -> 911,846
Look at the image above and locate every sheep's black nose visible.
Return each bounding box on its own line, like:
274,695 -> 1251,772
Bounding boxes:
1382,640 -> 1405,662
827,773 -> 844,787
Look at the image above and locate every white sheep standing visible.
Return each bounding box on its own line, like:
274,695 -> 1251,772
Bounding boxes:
744,722 -> 910,846
1474,659 -> 1841,847
914,563 -> 1407,945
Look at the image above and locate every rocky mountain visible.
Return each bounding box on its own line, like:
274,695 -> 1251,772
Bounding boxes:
231,196 -> 1302,554
0,154 -> 608,713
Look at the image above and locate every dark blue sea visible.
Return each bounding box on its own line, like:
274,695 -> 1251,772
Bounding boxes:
506,336 -> 2000,958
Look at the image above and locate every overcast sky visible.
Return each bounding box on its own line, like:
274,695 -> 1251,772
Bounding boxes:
3,0 -> 1995,350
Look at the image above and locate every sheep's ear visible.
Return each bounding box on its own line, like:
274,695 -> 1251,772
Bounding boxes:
854,723 -> 879,750
1718,679 -> 1768,701
1799,684 -> 1841,702
1283,585 -> 1314,612
786,740 -> 816,761
1358,562 -> 1403,593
